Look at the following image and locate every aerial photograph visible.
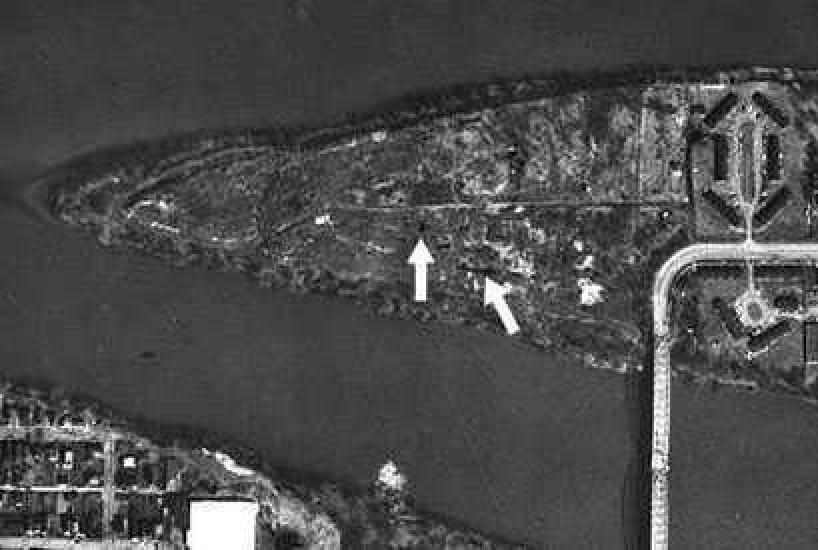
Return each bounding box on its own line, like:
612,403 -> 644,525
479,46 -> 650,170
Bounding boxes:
2,1 -> 818,549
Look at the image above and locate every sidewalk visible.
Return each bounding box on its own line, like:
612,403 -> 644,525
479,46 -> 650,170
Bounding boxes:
0,536 -> 178,549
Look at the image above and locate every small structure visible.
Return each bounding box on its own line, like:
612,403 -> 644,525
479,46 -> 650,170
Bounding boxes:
703,92 -> 739,128
753,186 -> 792,227
747,319 -> 793,352
701,188 -> 742,226
711,297 -> 746,339
186,497 -> 258,550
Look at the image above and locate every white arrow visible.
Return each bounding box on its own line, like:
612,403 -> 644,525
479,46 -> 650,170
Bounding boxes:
407,239 -> 434,302
484,277 -> 520,335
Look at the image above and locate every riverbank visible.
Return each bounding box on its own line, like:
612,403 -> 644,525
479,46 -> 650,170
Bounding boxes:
1,195 -> 818,547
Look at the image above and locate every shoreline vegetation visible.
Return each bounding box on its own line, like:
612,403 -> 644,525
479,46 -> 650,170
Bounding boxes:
0,374 -> 532,548
31,63 -> 818,405
12,63 -> 818,547
23,63 -> 818,217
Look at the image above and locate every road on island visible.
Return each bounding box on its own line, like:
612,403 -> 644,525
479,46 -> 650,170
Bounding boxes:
651,241 -> 818,550
6,2 -> 818,548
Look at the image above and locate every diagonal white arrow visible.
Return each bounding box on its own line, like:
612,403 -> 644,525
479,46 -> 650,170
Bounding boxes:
407,239 -> 434,302
484,277 -> 520,335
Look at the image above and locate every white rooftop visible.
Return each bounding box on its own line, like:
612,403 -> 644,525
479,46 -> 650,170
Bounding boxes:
187,499 -> 258,550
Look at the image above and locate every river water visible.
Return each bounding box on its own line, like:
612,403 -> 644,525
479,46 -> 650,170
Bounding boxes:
2,1 -> 818,547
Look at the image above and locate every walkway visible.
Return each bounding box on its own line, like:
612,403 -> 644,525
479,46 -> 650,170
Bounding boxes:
651,240 -> 818,549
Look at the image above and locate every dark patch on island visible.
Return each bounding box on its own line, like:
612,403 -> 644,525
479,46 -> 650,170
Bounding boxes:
752,91 -> 791,128
748,319 -> 794,352
704,92 -> 739,128
701,188 -> 742,226
754,186 -> 792,227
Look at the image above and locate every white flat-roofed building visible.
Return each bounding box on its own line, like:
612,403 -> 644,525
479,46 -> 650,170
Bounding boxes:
187,497 -> 258,550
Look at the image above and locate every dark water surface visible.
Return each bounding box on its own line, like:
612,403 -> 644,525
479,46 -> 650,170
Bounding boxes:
2,206 -> 818,548
3,1 -> 818,547
0,205 -> 635,547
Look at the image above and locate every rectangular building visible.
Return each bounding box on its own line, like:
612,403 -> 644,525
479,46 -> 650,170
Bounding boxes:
187,497 -> 258,550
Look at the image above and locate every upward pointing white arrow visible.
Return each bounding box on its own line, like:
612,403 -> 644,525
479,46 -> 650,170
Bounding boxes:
407,239 -> 434,302
484,277 -> 520,335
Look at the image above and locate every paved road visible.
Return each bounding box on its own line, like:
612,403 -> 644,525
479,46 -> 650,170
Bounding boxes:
651,240 -> 818,549
4,2 -> 818,547
0,536 -> 173,549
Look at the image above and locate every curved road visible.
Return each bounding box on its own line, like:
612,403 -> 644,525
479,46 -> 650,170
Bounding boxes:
651,240 -> 818,549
